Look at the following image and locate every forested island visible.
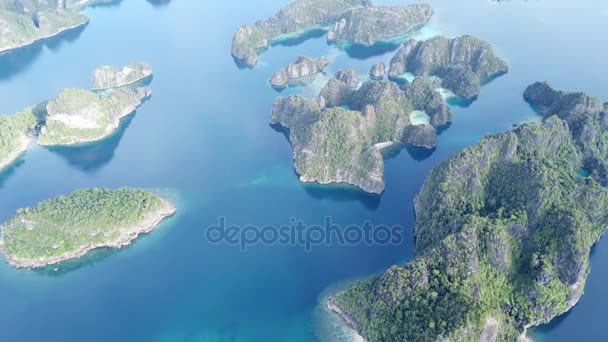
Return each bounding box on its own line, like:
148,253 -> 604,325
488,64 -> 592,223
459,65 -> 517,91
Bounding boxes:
39,86 -> 151,145
0,0 -> 120,53
329,84 -> 608,341
0,63 -> 152,173
0,188 -> 175,268
231,0 -> 433,67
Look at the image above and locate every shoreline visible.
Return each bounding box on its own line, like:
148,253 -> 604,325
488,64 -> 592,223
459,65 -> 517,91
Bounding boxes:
326,297 -> 367,342
0,135 -> 31,172
0,198 -> 176,269
91,74 -> 154,91
0,19 -> 89,55
37,89 -> 152,147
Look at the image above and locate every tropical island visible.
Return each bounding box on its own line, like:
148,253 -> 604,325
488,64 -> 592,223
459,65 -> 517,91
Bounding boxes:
231,0 -> 433,67
92,62 -> 153,90
39,86 -> 151,146
0,0 -> 118,53
388,35 -> 509,100
329,84 -> 608,341
0,188 -> 175,269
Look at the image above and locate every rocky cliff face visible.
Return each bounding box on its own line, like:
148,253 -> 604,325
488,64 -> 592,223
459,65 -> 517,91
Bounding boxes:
327,4 -> 433,45
273,76 -> 452,194
92,62 -> 153,90
389,35 -> 508,99
369,62 -> 385,80
270,55 -> 330,88
231,0 -> 434,67
332,87 -> 608,341
39,86 -> 150,145
524,82 -> 608,184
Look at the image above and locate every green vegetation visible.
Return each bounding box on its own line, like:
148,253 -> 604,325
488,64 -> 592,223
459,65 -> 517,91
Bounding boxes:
38,87 -> 147,146
0,107 -> 38,169
334,116 -> 608,341
272,77 -> 449,194
0,2 -> 88,53
1,188 -> 172,266
293,107 -> 383,191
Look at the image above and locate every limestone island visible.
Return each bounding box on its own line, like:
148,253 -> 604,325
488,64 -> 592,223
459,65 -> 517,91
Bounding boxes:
0,107 -> 39,172
272,73 -> 450,194
92,62 -> 153,90
389,35 -> 509,100
0,0 -> 117,53
0,188 -> 175,269
270,55 -> 330,89
231,0 -> 434,67
0,64 -> 152,173
329,84 -> 608,341
38,86 -> 151,146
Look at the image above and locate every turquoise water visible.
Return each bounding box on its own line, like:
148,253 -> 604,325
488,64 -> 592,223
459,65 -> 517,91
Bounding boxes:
0,0 -> 607,341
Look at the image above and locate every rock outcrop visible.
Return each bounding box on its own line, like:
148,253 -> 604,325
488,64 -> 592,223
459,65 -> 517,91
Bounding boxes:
270,55 -> 330,88
369,62 -> 385,80
335,69 -> 360,89
332,86 -> 608,341
327,4 -> 433,45
273,76 -> 451,193
39,86 -> 151,145
231,0 -> 434,67
389,35 -> 508,99
92,62 -> 153,90
403,124 -> 436,149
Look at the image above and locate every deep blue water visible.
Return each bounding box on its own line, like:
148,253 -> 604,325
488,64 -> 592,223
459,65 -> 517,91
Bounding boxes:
0,0 -> 607,341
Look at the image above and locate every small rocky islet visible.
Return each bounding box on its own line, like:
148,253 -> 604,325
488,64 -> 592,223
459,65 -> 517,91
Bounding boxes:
92,62 -> 153,90
0,63 -> 153,172
270,55 -> 330,88
231,0 -> 433,67
329,84 -> 608,341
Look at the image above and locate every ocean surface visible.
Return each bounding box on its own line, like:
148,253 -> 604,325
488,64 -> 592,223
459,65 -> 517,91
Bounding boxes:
0,0 -> 607,341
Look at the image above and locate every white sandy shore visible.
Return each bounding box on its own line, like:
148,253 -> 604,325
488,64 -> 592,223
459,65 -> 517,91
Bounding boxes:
326,298 -> 367,342
0,198 -> 176,269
